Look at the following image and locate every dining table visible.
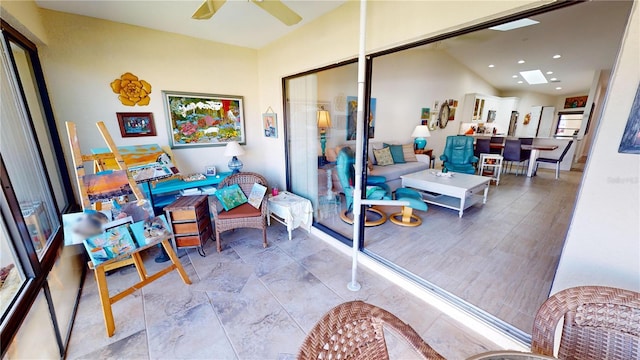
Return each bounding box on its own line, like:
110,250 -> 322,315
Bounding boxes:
488,143 -> 558,177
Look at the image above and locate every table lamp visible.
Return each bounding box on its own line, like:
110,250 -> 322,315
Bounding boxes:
317,109 -> 332,162
224,141 -> 245,173
411,125 -> 431,150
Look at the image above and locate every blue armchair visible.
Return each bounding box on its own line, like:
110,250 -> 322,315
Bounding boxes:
336,147 -> 390,226
439,135 -> 478,174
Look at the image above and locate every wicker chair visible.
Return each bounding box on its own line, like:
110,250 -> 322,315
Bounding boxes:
531,286 -> 640,360
297,301 -> 445,360
210,172 -> 268,252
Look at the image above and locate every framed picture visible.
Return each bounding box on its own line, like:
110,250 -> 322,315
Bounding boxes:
205,166 -> 217,176
487,110 -> 496,123
564,95 -> 588,109
263,113 -> 277,138
420,108 -> 431,120
162,91 -> 245,148
618,85 -> 640,154
116,112 -> 156,137
346,96 -> 376,141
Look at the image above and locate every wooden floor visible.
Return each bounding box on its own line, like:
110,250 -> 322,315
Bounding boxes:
317,167 -> 582,333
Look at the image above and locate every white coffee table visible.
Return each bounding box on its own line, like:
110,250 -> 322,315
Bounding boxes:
401,170 -> 491,218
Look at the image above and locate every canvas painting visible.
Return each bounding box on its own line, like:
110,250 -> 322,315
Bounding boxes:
83,170 -> 134,205
564,95 -> 588,109
346,96 -> 376,140
112,199 -> 155,222
91,144 -> 180,182
83,224 -> 137,266
618,85 -> 640,154
163,91 -> 246,148
247,183 -> 267,209
215,184 -> 248,211
420,108 -> 431,120
130,215 -> 172,246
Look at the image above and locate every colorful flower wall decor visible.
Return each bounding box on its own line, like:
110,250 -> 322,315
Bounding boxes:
162,91 -> 245,148
110,72 -> 152,106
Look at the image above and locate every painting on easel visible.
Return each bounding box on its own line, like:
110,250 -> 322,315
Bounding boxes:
92,144 -> 180,183
83,170 -> 134,205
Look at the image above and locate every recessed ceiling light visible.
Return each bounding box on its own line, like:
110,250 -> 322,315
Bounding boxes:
518,60 -> 525,64
555,87 -> 562,90
550,77 -> 557,81
520,70 -> 548,84
488,64 -> 495,68
512,75 -> 518,78
517,81 -> 523,84
546,71 -> 553,75
553,54 -> 562,59
489,18 -> 540,31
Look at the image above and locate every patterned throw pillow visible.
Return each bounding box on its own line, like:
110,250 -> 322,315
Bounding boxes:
402,143 -> 418,162
214,184 -> 248,211
383,143 -> 406,164
373,147 -> 394,166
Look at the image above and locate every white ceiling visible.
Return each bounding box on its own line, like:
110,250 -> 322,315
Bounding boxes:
440,1 -> 632,96
35,0 -> 347,49
35,1 -> 632,96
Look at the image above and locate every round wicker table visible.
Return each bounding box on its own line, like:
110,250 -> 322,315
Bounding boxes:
467,350 -> 556,360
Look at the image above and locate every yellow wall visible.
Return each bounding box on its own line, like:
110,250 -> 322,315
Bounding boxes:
1,0 -> 48,44
36,10 -> 259,196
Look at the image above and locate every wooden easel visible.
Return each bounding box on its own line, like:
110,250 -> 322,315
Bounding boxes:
66,121 -> 191,337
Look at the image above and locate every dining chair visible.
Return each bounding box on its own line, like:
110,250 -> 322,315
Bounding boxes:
210,172 -> 268,252
297,301 -> 445,360
535,140 -> 573,179
474,138 -> 491,159
490,136 -> 504,155
519,137 -> 534,159
502,139 -> 527,175
531,285 -> 640,360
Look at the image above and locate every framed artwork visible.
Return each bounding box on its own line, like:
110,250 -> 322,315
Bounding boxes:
420,108 -> 431,120
618,85 -> 640,154
346,96 -> 376,141
564,95 -> 588,109
263,113 -> 277,138
162,91 -> 245,148
205,166 -> 217,176
487,110 -> 496,123
116,112 -> 156,137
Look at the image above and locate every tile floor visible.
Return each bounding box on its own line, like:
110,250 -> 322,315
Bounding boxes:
66,223 -> 502,359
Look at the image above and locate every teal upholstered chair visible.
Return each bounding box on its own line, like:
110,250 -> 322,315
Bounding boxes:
439,135 -> 478,174
336,147 -> 390,226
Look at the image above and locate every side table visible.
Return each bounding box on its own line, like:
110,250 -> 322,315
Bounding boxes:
478,154 -> 503,185
415,148 -> 434,168
267,191 -> 313,240
164,195 -> 212,256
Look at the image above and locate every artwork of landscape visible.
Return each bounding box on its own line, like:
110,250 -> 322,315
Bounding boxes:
83,170 -> 134,204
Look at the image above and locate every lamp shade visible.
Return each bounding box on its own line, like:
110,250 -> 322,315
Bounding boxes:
317,110 -> 332,129
411,125 -> 431,138
223,141 -> 245,157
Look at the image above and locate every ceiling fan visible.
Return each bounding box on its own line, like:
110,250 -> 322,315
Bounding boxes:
192,0 -> 302,26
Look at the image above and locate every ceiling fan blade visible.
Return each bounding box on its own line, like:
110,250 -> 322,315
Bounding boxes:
192,0 -> 227,20
251,0 -> 302,26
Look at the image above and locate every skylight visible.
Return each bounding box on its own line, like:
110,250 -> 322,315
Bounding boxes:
489,18 -> 539,31
519,70 -> 548,85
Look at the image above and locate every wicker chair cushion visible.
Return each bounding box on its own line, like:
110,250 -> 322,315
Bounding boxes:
217,203 -> 261,219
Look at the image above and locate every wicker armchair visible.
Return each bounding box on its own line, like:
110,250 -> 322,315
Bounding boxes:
532,286 -> 640,359
210,172 -> 268,252
297,301 -> 445,360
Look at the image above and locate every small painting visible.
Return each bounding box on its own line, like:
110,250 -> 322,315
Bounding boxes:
618,85 -> 640,154
130,215 -> 172,247
205,166 -> 217,176
487,110 -> 496,123
263,113 -> 277,138
83,224 -> 137,266
117,112 -> 156,137
346,96 -> 376,140
163,91 -> 245,148
62,210 -> 112,246
83,170 -> 134,205
564,95 -> 588,109
420,108 -> 431,120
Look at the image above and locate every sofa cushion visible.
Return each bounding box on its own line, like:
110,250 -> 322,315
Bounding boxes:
384,143 -> 406,164
370,161 -> 429,180
402,143 -> 418,162
217,203 -> 261,219
373,147 -> 394,166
